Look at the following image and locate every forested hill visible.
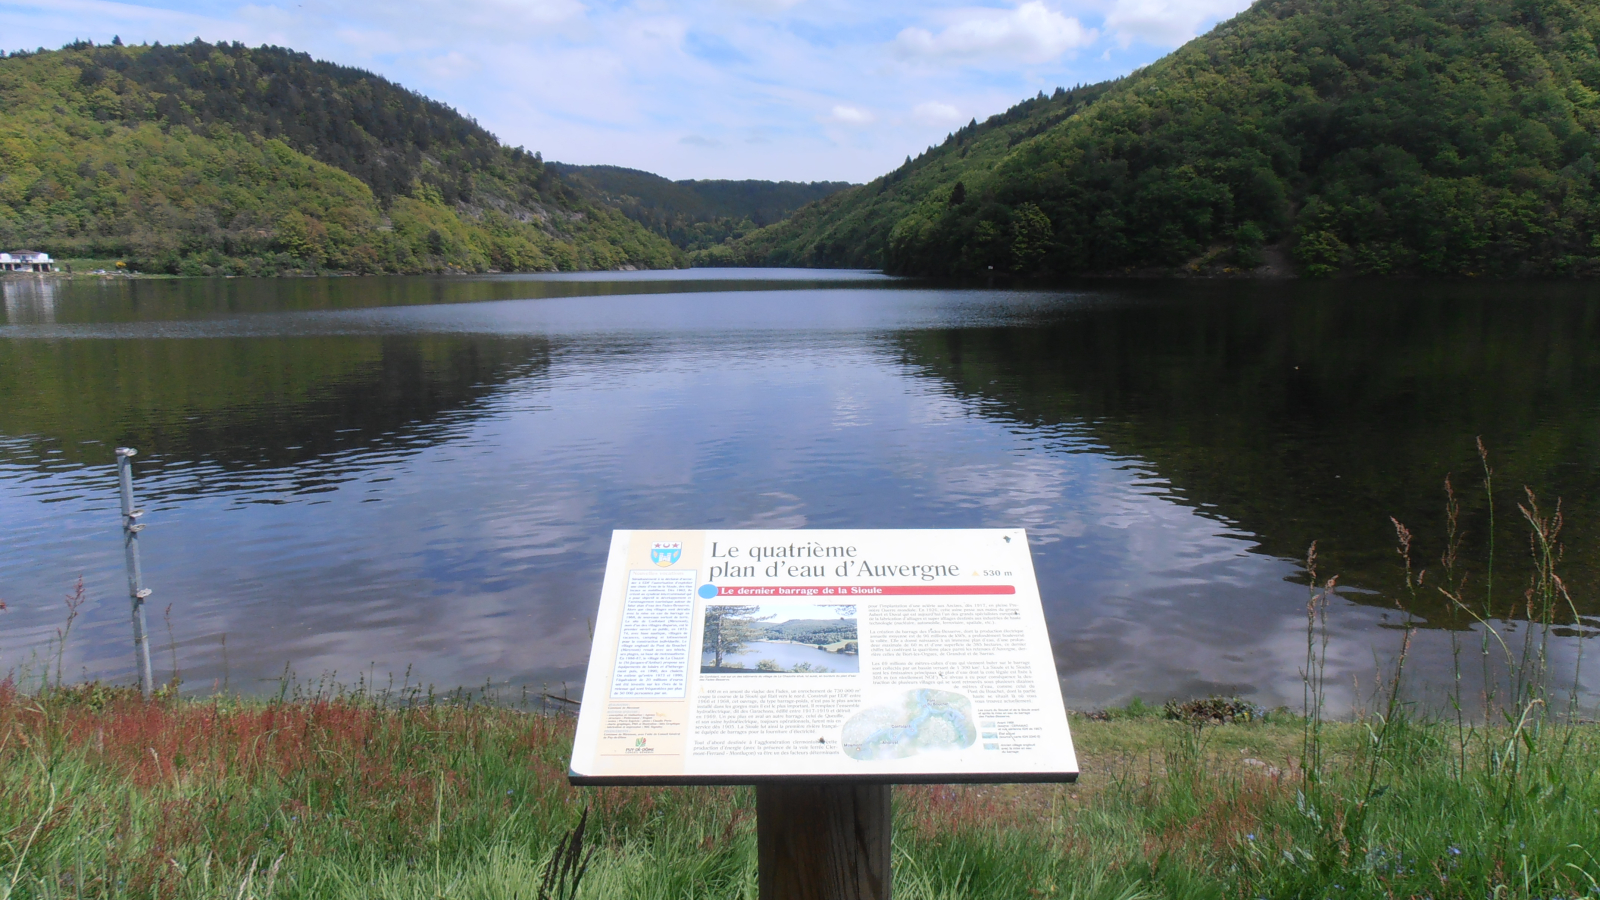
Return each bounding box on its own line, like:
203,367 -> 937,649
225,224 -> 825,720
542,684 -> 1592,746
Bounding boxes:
692,83 -> 1113,270
551,164 -> 852,251
703,0 -> 1600,279
0,40 -> 679,274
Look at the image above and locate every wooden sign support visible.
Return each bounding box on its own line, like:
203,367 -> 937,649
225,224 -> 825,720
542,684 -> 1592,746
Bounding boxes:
757,783 -> 891,900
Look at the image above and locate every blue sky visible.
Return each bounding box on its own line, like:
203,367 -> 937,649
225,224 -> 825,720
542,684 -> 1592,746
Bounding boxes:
1,0 -> 1253,182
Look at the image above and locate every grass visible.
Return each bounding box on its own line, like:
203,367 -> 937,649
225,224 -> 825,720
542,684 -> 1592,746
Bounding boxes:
1,681 -> 1596,900
52,259 -> 130,275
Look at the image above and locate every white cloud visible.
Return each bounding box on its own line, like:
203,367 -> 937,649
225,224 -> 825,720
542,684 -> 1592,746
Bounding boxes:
720,0 -> 806,11
2,0 -> 215,26
329,0 -> 586,35
893,2 -> 1096,66
331,26 -> 435,56
824,104 -> 875,125
420,50 -> 479,78
1103,0 -> 1252,47
911,100 -> 963,126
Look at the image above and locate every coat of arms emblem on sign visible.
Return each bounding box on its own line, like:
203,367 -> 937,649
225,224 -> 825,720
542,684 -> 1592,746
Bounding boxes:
650,541 -> 682,567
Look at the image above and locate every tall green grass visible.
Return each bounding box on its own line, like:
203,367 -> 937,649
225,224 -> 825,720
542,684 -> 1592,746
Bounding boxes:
1,680 -> 1596,899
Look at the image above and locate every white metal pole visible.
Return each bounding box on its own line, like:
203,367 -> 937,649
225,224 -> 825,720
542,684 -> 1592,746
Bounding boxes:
116,447 -> 155,698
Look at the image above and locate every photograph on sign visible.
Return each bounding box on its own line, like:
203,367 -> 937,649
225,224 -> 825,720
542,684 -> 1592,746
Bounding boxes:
702,603 -> 859,674
568,529 -> 1077,785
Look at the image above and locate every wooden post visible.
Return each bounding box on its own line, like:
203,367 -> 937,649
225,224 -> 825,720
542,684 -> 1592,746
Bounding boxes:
757,783 -> 892,900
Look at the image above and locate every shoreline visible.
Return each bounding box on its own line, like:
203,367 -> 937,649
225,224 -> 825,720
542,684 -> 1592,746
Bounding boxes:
0,261 -> 695,281
11,264 -> 1595,284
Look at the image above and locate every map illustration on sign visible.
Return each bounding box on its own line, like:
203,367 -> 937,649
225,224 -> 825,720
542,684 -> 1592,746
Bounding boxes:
840,689 -> 978,760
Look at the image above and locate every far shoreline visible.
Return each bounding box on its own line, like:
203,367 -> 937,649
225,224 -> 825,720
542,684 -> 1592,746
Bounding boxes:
13,261 -> 1599,283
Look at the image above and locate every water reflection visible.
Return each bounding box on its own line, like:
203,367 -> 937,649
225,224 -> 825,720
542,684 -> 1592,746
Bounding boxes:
704,643 -> 858,673
895,281 -> 1600,624
2,279 -> 57,325
0,269 -> 898,327
0,335 -> 551,480
0,272 -> 1594,712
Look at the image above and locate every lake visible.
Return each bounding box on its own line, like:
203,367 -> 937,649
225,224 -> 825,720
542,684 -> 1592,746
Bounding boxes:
702,641 -> 857,674
2,270 -> 1597,712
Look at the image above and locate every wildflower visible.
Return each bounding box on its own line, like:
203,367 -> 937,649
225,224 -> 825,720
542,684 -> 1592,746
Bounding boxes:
1448,846 -> 1461,856
1246,833 -> 1256,841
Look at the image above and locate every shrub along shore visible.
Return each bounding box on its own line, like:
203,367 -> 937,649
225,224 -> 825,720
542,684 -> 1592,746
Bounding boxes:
1,677 -> 1596,900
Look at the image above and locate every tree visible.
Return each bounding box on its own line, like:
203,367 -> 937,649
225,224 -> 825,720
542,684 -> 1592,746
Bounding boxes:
1294,229 -> 1348,279
703,605 -> 772,668
1233,222 -> 1266,268
1010,202 -> 1052,273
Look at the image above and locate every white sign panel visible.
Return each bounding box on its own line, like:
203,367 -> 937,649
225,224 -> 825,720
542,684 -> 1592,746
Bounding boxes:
568,529 -> 1078,784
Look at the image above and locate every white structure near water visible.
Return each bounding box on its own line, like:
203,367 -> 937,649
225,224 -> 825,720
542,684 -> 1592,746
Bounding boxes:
0,251 -> 54,272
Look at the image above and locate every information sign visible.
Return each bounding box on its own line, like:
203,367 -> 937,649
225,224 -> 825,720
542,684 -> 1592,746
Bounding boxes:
569,529 -> 1077,785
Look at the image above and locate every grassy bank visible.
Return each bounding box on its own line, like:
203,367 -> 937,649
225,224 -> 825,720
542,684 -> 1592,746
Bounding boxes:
2,680 -> 1596,900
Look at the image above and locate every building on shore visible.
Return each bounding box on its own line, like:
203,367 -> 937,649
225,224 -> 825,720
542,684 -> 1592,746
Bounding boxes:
0,251 -> 54,272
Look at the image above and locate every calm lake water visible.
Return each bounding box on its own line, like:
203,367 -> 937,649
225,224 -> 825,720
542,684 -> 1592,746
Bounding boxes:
702,641 -> 857,673
2,270 -> 1597,711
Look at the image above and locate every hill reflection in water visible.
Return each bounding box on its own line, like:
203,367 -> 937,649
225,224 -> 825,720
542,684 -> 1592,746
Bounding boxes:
1,272 -> 1595,712
895,281 -> 1600,624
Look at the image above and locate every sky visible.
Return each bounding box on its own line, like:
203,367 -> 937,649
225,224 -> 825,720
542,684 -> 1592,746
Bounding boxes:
0,0 -> 1254,183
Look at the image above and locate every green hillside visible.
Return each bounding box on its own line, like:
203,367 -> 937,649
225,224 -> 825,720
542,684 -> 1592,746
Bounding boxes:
551,163 -> 852,251
693,83 -> 1113,270
704,0 -> 1600,279
0,40 -> 680,275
